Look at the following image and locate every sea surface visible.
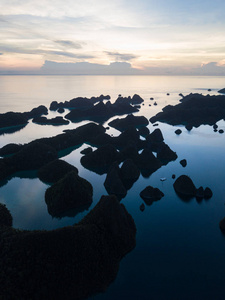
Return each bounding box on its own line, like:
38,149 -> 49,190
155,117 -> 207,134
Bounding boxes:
0,75 -> 225,299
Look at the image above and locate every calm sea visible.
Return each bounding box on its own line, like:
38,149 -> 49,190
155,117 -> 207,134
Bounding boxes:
0,75 -> 225,299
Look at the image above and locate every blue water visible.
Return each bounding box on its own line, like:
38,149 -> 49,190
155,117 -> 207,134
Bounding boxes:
0,75 -> 225,299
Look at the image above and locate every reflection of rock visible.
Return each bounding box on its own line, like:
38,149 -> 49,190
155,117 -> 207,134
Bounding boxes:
0,203 -> 12,227
45,171 -> 93,217
104,163 -> 127,199
108,114 -> 148,131
0,196 -> 136,300
38,159 -> 78,183
173,175 -> 196,199
81,144 -> 121,174
140,186 -> 164,205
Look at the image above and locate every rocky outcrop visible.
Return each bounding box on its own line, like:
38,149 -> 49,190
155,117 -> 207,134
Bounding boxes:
0,203 -> 12,227
150,93 -> 225,129
38,159 -> 78,183
173,175 -> 213,200
104,163 -> 127,199
137,148 -> 162,177
218,88 -> 225,94
45,171 -> 93,217
120,159 -> 140,189
156,142 -> 178,164
0,143 -> 23,157
219,217 -> 225,233
108,114 -> 149,131
0,195 -> 136,300
140,186 -> 164,205
80,144 -> 121,174
32,116 -> 69,126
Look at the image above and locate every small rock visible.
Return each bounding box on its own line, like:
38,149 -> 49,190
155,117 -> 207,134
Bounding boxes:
140,203 -> 145,212
175,129 -> 182,135
172,174 -> 176,179
204,187 -> 213,199
219,129 -> 224,134
180,159 -> 187,167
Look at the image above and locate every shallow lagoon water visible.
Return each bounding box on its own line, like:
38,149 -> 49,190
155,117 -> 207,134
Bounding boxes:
0,75 -> 225,299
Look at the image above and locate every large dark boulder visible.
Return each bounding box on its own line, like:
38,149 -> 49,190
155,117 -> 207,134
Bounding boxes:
104,163 -> 127,199
131,94 -> 144,105
81,144 -> 121,174
140,186 -> 164,205
137,148 -> 162,177
0,195 -> 136,300
38,159 -> 78,183
157,142 -> 178,164
45,171 -> 93,217
0,203 -> 12,227
120,159 -> 140,189
108,114 -> 148,131
145,128 -> 164,152
173,175 -> 197,199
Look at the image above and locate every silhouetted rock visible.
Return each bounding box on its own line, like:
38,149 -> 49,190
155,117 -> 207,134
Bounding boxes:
146,128 -> 164,151
204,187 -> 213,199
138,126 -> 150,137
196,186 -> 204,199
173,175 -> 196,199
219,129 -> 224,134
140,186 -> 164,205
157,142 -> 178,164
0,143 -> 23,157
180,159 -> 187,167
0,112 -> 28,129
23,105 -> 48,119
81,144 -> 121,174
88,132 -> 113,147
108,114 -> 149,131
113,127 -> 142,150
104,163 -> 127,199
137,148 -> 162,177
131,94 -> 144,105
0,195 -> 136,300
38,159 -> 78,183
120,159 -> 140,189
80,147 -> 93,155
175,129 -> 182,135
45,171 -> 93,217
150,93 -> 225,128
172,174 -> 176,179
219,217 -> 225,232
57,107 -> 65,113
32,116 -> 69,126
218,88 -> 225,94
0,203 -> 12,227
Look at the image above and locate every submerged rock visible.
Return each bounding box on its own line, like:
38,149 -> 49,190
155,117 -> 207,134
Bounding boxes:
0,195 -> 136,300
38,159 -> 78,183
45,171 -> 93,217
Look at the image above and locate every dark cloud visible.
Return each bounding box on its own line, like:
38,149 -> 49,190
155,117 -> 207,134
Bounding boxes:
105,51 -> 138,62
54,40 -> 83,49
0,53 -> 3,55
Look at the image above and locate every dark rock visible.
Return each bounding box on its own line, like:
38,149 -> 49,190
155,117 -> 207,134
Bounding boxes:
81,144 -> 121,174
213,124 -> 218,130
120,159 -> 140,189
157,142 -> 177,164
137,148 -> 162,177
208,89 -> 211,92
140,203 -> 145,211
0,143 -> 23,156
140,186 -> 164,205
57,107 -> 65,113
80,147 -> 93,155
185,124 -> 193,131
219,217 -> 225,232
131,94 -> 144,105
150,93 -> 225,128
88,132 -> 113,147
45,171 -> 93,217
196,186 -> 204,199
0,203 -> 13,227
167,93 -> 170,96
218,88 -> 225,94
204,187 -> 213,199
180,159 -> 187,167
108,114 -> 149,131
104,163 -> 127,199
32,116 -> 69,126
172,174 -> 176,179
138,126 -> 150,137
175,129 -> 182,135
0,195 -> 136,300
173,175 -> 196,199
113,127 -> 141,150
154,102 -> 157,106
0,112 -> 28,130
219,129 -> 224,134
24,105 -> 48,119
38,159 -> 78,183
150,97 -> 154,100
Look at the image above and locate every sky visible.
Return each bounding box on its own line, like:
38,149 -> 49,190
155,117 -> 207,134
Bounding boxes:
0,0 -> 225,75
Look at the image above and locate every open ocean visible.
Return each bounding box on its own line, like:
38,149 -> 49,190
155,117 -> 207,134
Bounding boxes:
0,75 -> 225,299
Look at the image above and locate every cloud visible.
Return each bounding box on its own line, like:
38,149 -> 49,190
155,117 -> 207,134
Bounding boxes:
54,40 -> 83,49
0,53 -> 3,55
39,60 -> 141,75
105,51 -> 138,62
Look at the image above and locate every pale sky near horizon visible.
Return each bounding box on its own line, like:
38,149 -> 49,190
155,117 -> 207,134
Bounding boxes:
0,0 -> 225,74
